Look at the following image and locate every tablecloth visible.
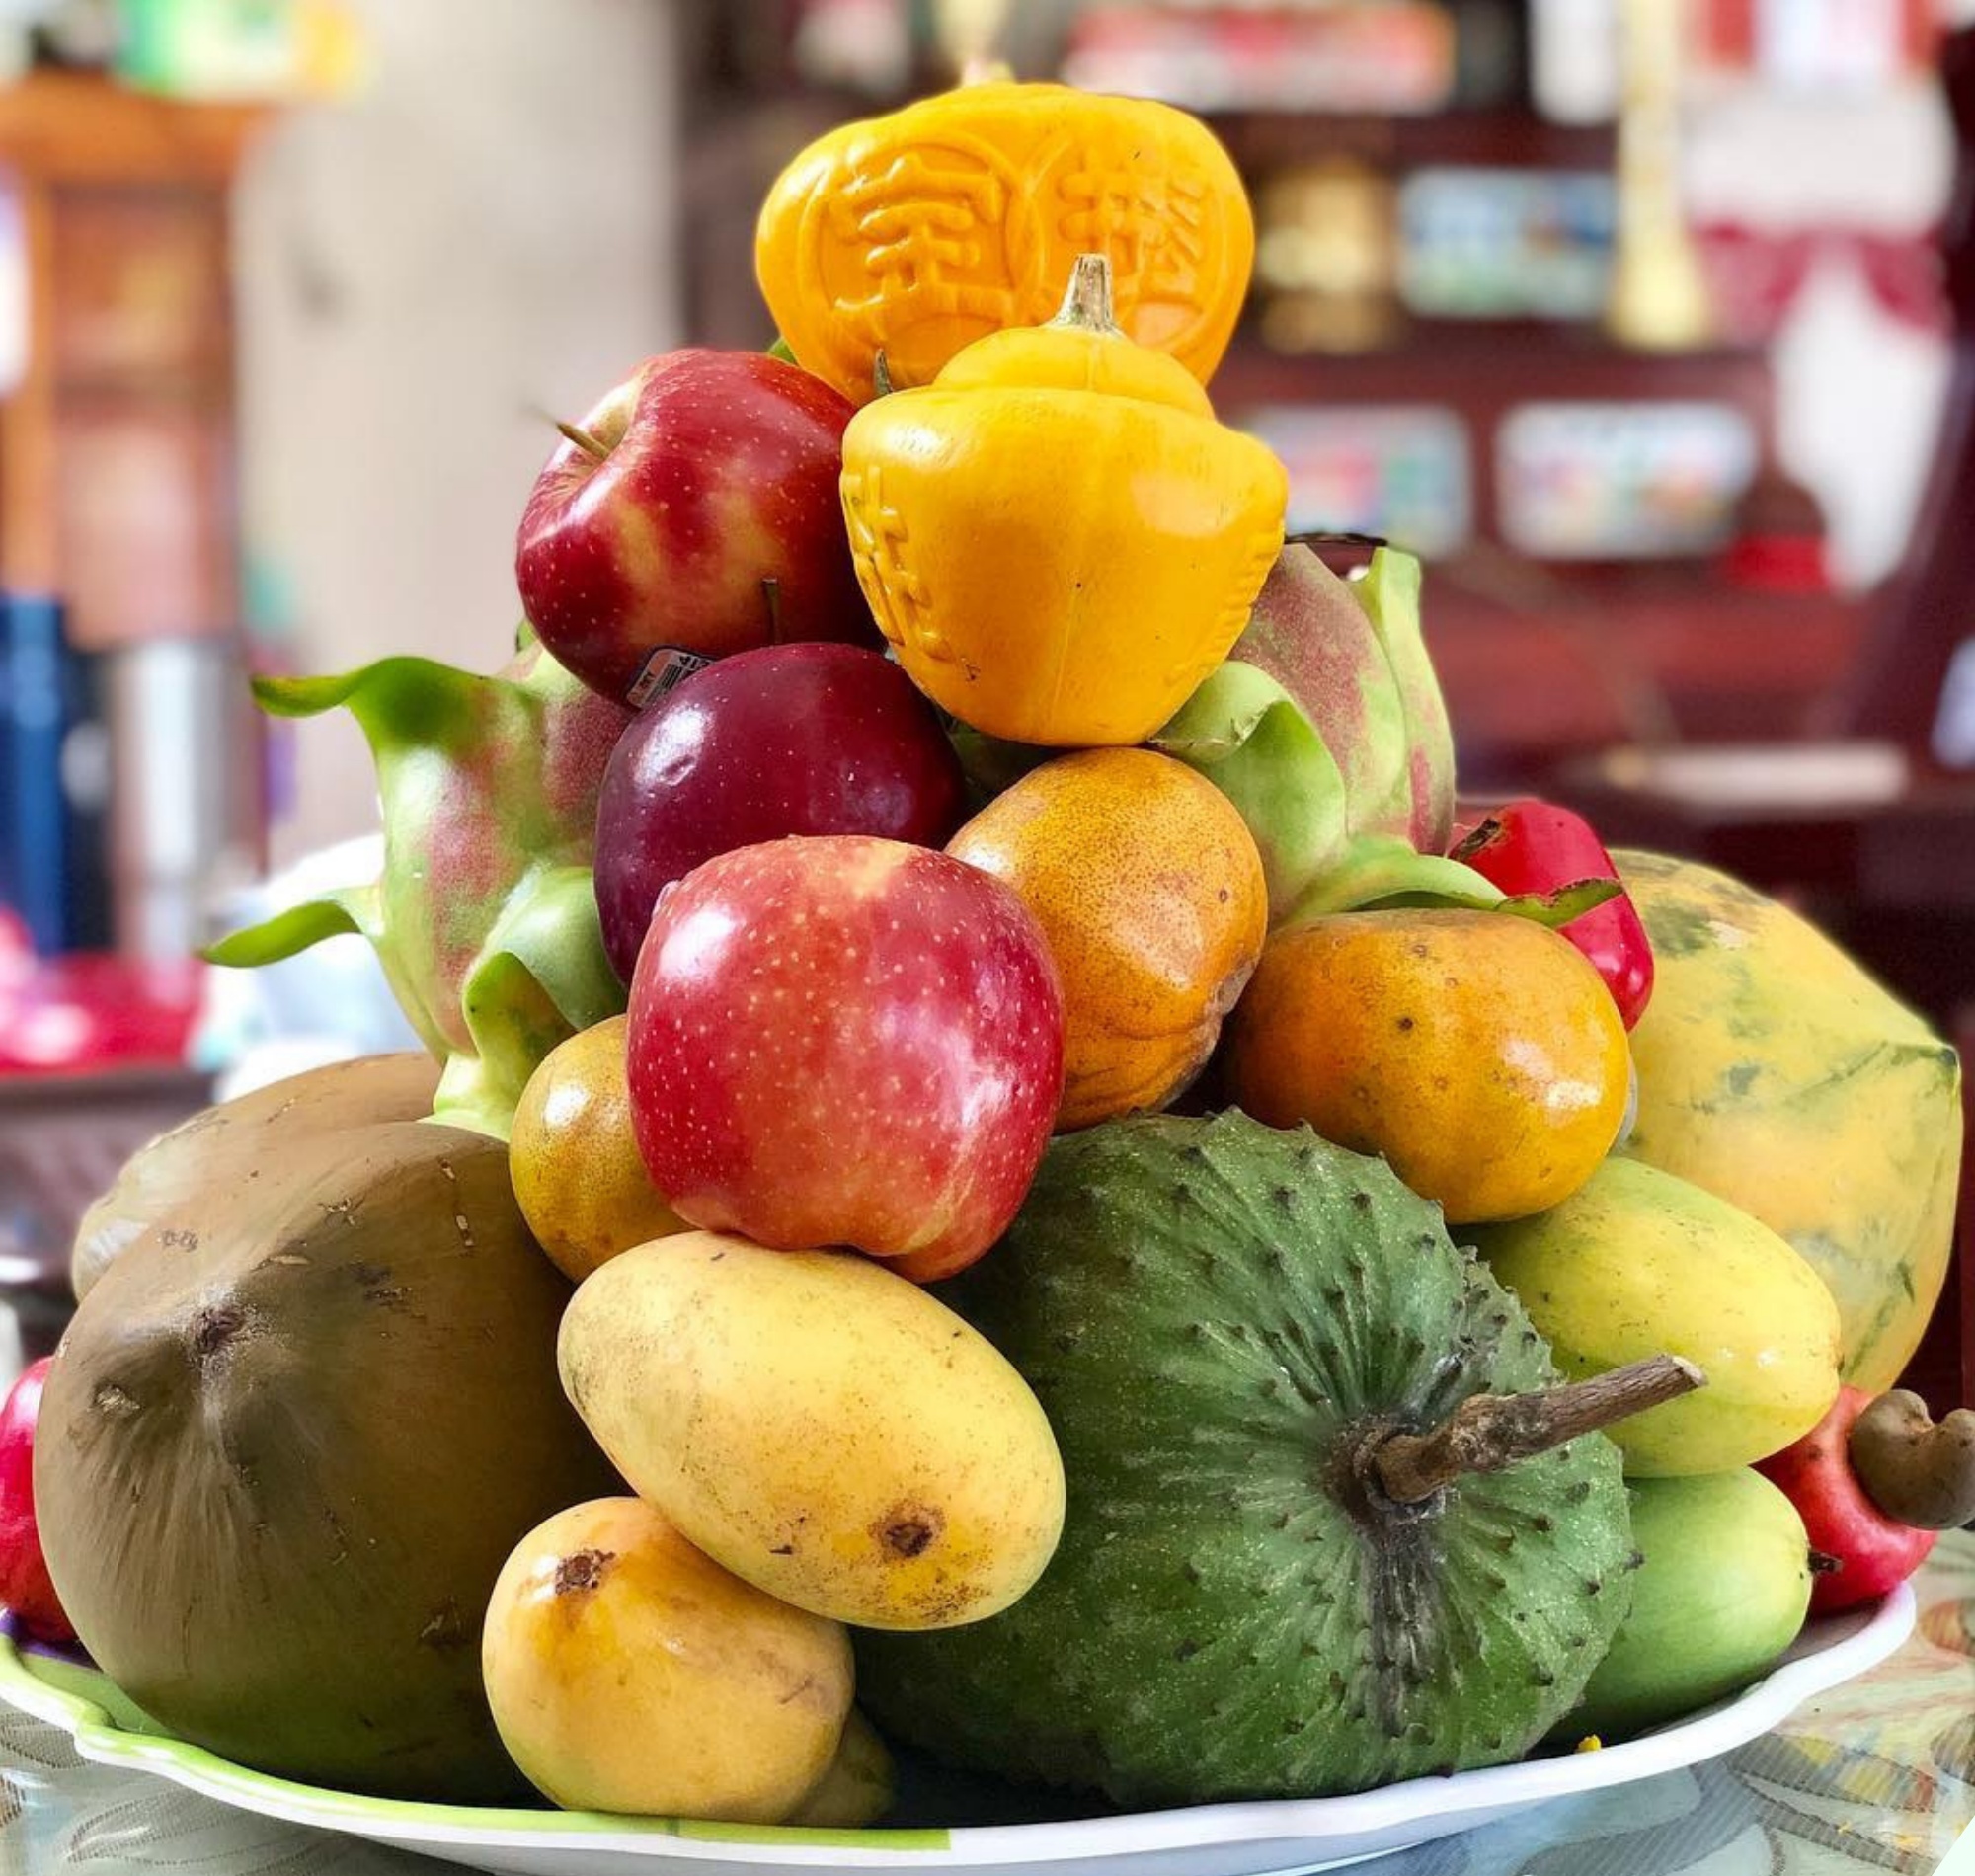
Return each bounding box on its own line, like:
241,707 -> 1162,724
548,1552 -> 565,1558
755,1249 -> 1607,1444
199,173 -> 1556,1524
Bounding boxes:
0,1535 -> 1970,1876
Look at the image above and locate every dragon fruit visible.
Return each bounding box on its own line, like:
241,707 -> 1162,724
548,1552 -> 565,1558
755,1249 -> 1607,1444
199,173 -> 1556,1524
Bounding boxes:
1153,545 -> 1517,926
207,636 -> 633,1139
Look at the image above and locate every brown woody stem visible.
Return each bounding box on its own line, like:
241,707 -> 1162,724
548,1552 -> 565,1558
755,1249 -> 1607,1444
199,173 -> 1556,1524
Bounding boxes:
1050,253 -> 1124,338
1372,1354 -> 1706,1506
873,350 -> 895,398
557,420 -> 610,462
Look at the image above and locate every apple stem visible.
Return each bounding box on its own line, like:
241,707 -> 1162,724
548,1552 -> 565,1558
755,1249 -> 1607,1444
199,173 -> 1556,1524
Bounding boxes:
1370,1353 -> 1705,1505
557,420 -> 610,462
761,578 -> 783,644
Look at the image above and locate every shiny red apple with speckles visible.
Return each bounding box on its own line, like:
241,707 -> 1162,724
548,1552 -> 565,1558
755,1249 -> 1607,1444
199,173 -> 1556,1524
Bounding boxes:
515,351 -> 878,704
625,835 -> 1065,1281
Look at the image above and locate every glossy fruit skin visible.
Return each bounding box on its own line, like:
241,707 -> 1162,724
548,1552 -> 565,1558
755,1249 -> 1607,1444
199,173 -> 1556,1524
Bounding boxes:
948,748 -> 1267,1132
514,350 -> 877,704
756,81 -> 1253,405
1452,800 -> 1654,1029
1558,1470 -> 1812,1743
558,1234 -> 1066,1630
1757,1385 -> 1937,1613
592,643 -> 968,984
1224,909 -> 1631,1224
508,1016 -> 687,1283
839,262 -> 1286,747
481,1496 -> 853,1821
1475,1158 -> 1843,1476
625,835 -> 1064,1277
0,1359 -> 73,1643
1615,849 -> 1961,1391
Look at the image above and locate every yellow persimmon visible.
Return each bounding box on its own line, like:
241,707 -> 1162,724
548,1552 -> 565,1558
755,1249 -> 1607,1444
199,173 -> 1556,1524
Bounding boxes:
756,80 -> 1252,405
949,747 -> 1268,1132
840,254 -> 1287,747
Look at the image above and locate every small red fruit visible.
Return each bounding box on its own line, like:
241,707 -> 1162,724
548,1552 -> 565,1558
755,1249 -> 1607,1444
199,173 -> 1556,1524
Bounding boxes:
1756,1385 -> 1936,1614
0,1358 -> 76,1643
1450,798 -> 1654,1029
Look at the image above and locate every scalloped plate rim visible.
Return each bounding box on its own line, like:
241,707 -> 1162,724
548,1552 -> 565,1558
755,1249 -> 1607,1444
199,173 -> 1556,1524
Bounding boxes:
0,1586 -> 1916,1872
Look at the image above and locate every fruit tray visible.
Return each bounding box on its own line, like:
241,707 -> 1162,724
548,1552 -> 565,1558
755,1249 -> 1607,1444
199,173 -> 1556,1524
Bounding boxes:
0,1587 -> 1914,1876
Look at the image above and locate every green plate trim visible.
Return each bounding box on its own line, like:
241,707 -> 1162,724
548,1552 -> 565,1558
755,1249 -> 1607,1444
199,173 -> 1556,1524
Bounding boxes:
0,1630 -> 949,1850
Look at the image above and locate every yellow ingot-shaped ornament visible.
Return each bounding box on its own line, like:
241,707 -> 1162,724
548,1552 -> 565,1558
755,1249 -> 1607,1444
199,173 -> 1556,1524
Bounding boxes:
756,80 -> 1252,405
839,255 -> 1287,747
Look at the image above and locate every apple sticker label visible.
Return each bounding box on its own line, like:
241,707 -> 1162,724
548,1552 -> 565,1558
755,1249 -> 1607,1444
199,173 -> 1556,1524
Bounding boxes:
627,647 -> 714,708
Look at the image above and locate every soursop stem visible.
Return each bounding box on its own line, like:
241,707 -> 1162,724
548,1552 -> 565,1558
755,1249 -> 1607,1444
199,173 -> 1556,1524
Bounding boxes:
1372,1354 -> 1705,1505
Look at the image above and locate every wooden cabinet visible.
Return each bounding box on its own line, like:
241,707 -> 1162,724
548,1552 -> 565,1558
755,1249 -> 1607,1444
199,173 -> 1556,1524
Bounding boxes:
0,72 -> 265,646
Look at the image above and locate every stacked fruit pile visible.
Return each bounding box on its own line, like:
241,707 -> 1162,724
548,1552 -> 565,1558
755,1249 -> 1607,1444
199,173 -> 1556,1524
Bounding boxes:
2,76 -> 1971,1833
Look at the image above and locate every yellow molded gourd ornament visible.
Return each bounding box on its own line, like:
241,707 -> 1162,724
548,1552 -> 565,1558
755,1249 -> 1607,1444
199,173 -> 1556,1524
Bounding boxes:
839,254 -> 1287,747
756,80 -> 1252,405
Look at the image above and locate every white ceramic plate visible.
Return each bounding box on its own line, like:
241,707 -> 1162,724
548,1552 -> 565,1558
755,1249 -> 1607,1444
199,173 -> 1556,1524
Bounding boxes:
0,1588 -> 1914,1876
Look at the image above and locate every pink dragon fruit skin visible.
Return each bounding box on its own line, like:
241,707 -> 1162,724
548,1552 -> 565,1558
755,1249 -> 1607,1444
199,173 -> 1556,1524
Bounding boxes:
1231,544 -> 1454,858
1151,546 -> 1483,925
207,636 -> 634,1139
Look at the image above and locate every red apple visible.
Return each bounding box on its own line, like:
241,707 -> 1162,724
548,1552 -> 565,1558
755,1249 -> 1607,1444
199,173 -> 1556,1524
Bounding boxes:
1757,1385 -> 1936,1615
515,351 -> 878,704
626,835 -> 1063,1277
593,643 -> 969,984
0,1358 -> 74,1644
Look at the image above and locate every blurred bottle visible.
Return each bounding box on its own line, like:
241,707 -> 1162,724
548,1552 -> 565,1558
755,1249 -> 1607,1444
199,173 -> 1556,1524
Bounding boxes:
0,595 -> 111,956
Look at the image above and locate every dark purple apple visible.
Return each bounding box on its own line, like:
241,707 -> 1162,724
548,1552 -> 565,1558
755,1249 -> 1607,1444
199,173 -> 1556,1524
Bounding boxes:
593,643 -> 969,983
514,351 -> 879,704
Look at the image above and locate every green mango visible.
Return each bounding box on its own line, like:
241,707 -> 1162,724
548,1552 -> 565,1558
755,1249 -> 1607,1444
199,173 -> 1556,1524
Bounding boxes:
1558,1469 -> 1812,1743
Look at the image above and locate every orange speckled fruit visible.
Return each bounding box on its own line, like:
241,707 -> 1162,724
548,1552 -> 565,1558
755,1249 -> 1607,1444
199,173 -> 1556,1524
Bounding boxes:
1225,909 -> 1631,1224
948,748 -> 1267,1132
510,1015 -> 687,1282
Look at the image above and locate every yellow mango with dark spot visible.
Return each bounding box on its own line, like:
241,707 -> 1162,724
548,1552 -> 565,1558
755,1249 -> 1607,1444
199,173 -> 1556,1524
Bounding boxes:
557,1234 -> 1066,1631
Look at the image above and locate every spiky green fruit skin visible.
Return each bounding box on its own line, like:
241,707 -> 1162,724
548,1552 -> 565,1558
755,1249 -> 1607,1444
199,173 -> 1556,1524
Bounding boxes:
855,1112 -> 1636,1807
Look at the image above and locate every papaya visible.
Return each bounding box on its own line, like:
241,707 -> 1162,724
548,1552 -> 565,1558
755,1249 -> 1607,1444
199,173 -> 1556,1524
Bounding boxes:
1615,849 -> 1961,1391
1473,1157 -> 1842,1475
36,1084 -> 617,1802
1557,1469 -> 1813,1742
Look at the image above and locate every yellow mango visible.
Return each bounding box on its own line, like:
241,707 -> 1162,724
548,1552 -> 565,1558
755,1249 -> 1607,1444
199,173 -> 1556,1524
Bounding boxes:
480,1497 -> 852,1821
557,1233 -> 1066,1631
1472,1158 -> 1842,1475
783,1711 -> 896,1828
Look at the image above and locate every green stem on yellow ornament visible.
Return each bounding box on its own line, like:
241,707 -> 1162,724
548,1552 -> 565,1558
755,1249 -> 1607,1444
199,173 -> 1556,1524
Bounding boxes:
1050,253 -> 1125,340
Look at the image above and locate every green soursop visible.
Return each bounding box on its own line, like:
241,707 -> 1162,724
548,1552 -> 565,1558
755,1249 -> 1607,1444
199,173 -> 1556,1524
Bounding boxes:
857,1111 -> 1647,1807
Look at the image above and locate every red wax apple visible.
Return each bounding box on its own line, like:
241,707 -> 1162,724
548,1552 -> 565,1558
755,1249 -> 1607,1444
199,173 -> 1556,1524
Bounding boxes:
1450,798 -> 1654,1029
626,835 -> 1064,1278
0,1358 -> 74,1643
593,643 -> 969,984
515,351 -> 878,704
1758,1387 -> 1933,1614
